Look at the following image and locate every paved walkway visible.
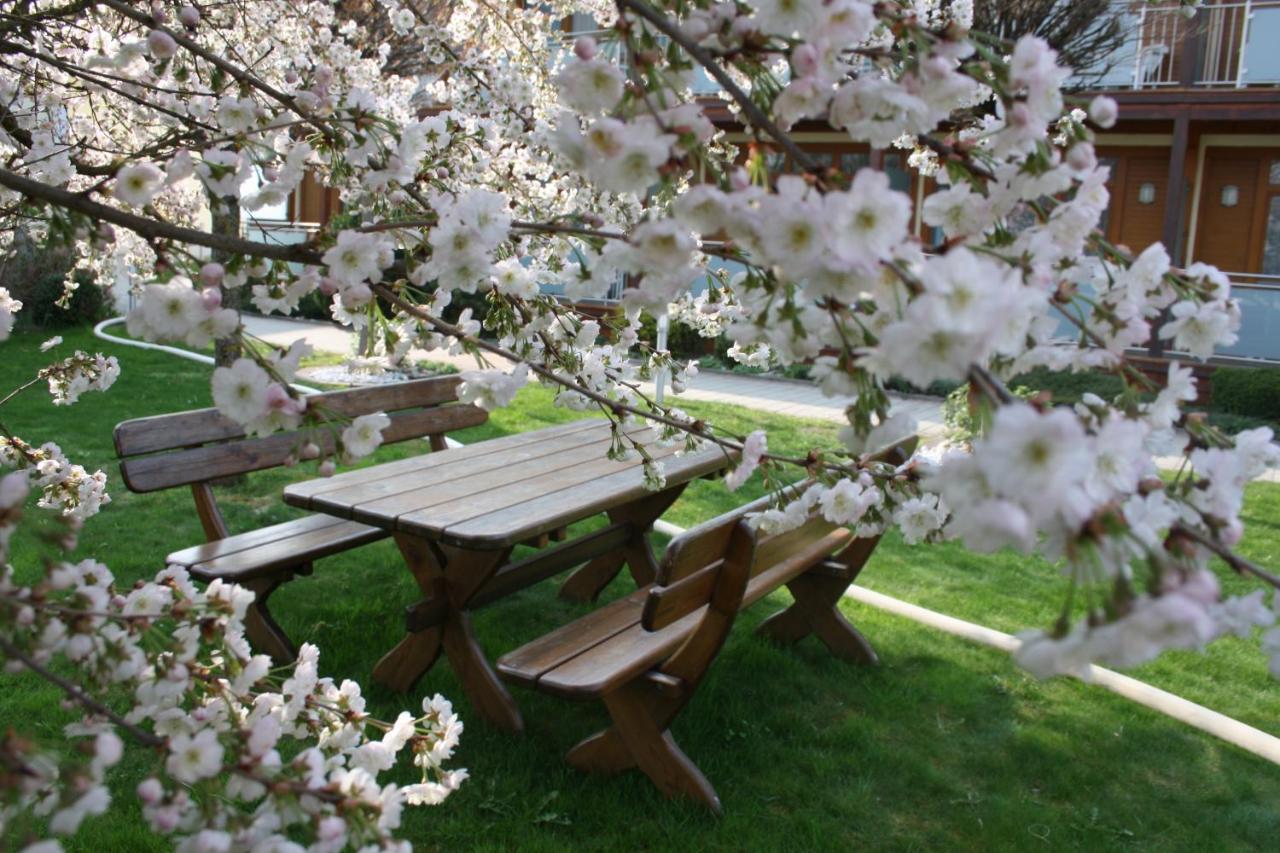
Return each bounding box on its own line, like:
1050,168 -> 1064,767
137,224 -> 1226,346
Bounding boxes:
245,314 -> 949,437
244,314 -> 1277,481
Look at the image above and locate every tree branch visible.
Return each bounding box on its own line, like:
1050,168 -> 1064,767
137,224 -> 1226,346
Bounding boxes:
0,166 -> 323,264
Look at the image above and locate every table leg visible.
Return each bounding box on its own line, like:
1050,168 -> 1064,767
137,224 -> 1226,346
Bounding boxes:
559,483 -> 687,603
373,534 -> 523,732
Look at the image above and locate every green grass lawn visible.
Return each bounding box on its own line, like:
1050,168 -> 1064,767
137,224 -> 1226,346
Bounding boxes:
3,327 -> 1279,851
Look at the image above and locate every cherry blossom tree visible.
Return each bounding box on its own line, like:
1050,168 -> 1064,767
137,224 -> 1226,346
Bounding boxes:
2,0 -> 1279,848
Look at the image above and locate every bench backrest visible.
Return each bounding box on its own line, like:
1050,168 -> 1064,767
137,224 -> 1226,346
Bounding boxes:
635,433 -> 916,693
641,433 -> 918,633
115,375 -> 487,493
114,376 -> 488,539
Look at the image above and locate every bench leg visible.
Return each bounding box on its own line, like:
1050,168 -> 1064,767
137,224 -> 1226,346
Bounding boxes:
559,483 -> 687,603
567,683 -> 719,813
242,576 -> 298,664
566,726 -> 635,775
756,573 -> 878,665
591,682 -> 720,814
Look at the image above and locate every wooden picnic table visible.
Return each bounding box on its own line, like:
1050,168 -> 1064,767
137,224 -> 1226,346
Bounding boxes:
283,418 -> 733,732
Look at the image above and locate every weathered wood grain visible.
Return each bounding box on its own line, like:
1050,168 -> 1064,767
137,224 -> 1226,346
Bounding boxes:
114,375 -> 467,457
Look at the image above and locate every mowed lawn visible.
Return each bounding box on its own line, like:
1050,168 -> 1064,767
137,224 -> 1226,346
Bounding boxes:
3,327 -> 1279,852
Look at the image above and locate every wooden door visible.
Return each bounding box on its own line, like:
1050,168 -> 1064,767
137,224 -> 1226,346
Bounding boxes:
1193,149 -> 1276,275
1097,148 -> 1171,255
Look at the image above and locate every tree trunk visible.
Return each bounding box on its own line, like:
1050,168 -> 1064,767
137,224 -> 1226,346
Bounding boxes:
210,194 -> 242,367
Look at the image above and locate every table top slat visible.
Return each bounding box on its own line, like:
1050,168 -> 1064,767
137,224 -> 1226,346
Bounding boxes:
430,443 -> 730,548
284,420 -> 734,550
342,430 -> 644,527
394,436 -> 678,541
304,422 -> 629,517
284,419 -> 601,506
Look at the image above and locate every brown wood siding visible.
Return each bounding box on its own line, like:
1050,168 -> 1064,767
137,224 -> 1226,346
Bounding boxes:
288,171 -> 342,225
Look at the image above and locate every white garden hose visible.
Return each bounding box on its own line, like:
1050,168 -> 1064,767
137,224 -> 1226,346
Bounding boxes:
653,518 -> 1280,767
94,316 -> 322,394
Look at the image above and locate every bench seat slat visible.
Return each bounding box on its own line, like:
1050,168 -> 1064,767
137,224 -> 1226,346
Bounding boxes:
505,522 -> 859,699
496,588 -> 649,689
166,512 -> 351,566
172,517 -> 386,583
532,609 -> 702,700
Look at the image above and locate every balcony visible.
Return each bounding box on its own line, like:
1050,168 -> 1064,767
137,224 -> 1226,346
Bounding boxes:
1083,1 -> 1280,89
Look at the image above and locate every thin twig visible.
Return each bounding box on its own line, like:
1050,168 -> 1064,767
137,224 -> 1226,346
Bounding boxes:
614,0 -> 822,176
0,635 -> 164,748
1174,524 -> 1280,590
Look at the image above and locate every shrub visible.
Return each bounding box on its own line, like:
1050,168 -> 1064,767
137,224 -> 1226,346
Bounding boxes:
1006,366 -> 1125,405
943,382 -> 1039,445
11,270 -> 107,328
636,313 -> 715,358
1211,367 -> 1280,422
883,375 -> 962,398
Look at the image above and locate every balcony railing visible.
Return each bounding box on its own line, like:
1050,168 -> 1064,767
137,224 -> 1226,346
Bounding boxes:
1083,1 -> 1280,89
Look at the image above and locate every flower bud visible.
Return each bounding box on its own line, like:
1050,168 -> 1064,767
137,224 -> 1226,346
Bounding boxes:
319,276 -> 340,296
137,778 -> 164,805
574,36 -> 597,61
200,288 -> 222,311
150,1 -> 167,23
340,282 -> 373,307
1088,95 -> 1118,129
285,69 -> 299,85
730,16 -> 756,40
199,262 -> 224,287
152,806 -> 180,832
318,459 -> 336,477
791,43 -> 819,78
265,383 -> 292,411
147,29 -> 178,60
682,15 -> 712,42
1066,142 -> 1096,172
314,64 -> 333,85
299,442 -> 321,460
730,167 -> 750,191
178,5 -> 200,27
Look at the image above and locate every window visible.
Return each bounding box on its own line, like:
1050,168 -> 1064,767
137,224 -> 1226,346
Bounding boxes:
1263,196 -> 1280,276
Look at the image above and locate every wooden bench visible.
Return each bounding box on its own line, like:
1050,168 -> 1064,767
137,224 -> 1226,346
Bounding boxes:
496,437 -> 915,814
114,376 -> 488,663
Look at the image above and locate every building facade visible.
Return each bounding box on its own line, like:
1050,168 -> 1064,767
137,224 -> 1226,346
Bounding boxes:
266,3 -> 1280,362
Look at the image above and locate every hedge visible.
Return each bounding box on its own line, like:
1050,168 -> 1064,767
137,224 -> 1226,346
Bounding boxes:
1211,366 -> 1280,422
